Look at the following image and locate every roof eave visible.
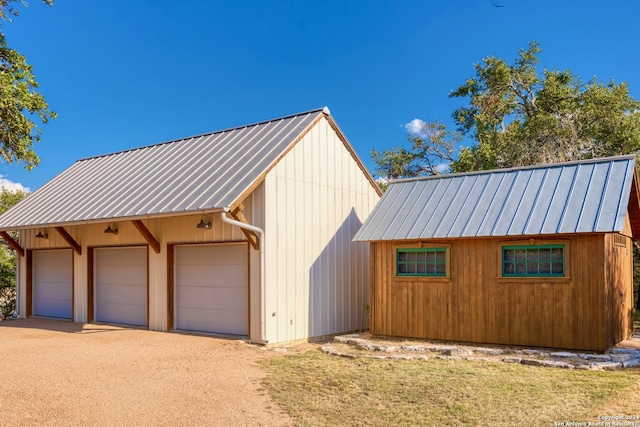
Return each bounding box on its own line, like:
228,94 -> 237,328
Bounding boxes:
0,207 -> 227,232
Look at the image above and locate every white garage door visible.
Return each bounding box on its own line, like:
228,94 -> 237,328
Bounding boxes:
94,247 -> 147,327
33,249 -> 73,319
175,243 -> 248,335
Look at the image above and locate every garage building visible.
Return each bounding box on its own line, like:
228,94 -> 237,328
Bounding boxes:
0,107 -> 381,344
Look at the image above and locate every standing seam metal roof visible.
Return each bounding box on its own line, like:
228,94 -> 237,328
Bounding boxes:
353,155 -> 638,241
0,107 -> 341,230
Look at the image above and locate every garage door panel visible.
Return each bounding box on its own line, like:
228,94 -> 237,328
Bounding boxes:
176,265 -> 246,287
33,295 -> 71,318
95,247 -> 147,327
175,243 -> 248,335
177,307 -> 247,336
178,287 -> 248,311
97,284 -> 147,305
33,250 -> 73,319
96,302 -> 147,327
97,248 -> 146,266
34,264 -> 71,281
34,282 -> 71,300
96,266 -> 148,285
176,245 -> 244,265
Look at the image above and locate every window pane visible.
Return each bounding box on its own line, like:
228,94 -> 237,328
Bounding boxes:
503,263 -> 514,275
398,251 -> 407,262
527,262 -> 538,274
503,249 -> 514,262
552,262 -> 564,275
417,263 -> 426,274
527,249 -> 538,262
539,249 -> 551,261
435,251 -> 445,263
426,262 -> 436,274
539,262 -> 551,274
408,252 -> 417,263
551,248 -> 563,261
515,262 -> 526,274
515,249 -> 526,262
418,251 -> 427,265
407,263 -> 417,274
435,263 -> 445,275
398,263 -> 407,274
425,251 -> 435,263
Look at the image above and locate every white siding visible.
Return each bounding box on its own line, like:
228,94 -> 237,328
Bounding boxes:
263,116 -> 380,343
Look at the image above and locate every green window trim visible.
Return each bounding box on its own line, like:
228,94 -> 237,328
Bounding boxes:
501,244 -> 565,277
396,247 -> 447,277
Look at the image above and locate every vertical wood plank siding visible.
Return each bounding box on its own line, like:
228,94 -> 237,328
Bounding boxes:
371,233 -> 632,352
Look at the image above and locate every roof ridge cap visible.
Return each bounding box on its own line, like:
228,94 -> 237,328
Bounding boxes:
76,107 -> 328,162
390,154 -> 637,185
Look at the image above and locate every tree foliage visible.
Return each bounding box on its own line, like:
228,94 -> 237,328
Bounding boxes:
0,186 -> 26,318
0,0 -> 55,170
372,41 -> 640,179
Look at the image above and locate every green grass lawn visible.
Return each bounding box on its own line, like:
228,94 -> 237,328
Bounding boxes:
261,350 -> 640,426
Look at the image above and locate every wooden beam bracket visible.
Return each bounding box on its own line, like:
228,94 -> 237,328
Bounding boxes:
131,220 -> 161,254
54,227 -> 82,255
230,204 -> 259,250
0,231 -> 24,257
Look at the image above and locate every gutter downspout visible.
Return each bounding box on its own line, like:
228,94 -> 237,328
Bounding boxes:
220,207 -> 267,344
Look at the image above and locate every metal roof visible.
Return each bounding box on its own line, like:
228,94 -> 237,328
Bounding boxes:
354,154 -> 638,241
0,107 -> 336,230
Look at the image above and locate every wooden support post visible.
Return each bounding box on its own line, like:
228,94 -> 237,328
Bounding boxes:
131,220 -> 161,254
0,231 -> 24,257
54,227 -> 82,255
230,204 -> 259,250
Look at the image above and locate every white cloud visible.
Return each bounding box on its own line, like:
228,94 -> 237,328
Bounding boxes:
0,176 -> 29,193
434,162 -> 451,174
404,118 -> 426,134
375,176 -> 389,186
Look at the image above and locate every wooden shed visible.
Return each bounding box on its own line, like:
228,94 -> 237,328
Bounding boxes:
354,155 -> 640,352
0,107 -> 382,345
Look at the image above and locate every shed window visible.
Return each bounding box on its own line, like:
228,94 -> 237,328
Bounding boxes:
502,245 -> 565,277
396,248 -> 446,276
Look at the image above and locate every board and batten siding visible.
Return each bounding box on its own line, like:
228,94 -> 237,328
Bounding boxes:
603,232 -> 634,347
370,231 -> 633,352
263,116 -> 380,343
17,196 -> 254,331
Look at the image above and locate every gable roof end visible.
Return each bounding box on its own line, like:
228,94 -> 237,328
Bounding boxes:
353,154 -> 639,241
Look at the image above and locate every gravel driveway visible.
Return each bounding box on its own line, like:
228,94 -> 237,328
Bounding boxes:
0,318 -> 292,426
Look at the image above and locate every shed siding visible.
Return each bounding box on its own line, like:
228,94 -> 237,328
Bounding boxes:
603,232 -> 634,347
370,234 -> 623,351
263,116 -> 379,343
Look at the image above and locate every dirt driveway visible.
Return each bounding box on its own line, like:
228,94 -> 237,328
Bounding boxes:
0,318 -> 292,426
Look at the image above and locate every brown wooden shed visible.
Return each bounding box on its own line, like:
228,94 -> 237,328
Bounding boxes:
354,155 -> 640,352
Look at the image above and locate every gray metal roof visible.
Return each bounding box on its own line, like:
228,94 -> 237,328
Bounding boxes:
0,107 -> 333,230
354,155 -> 638,241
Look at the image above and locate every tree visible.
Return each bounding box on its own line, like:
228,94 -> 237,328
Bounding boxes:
0,186 -> 26,318
0,0 -> 55,170
372,41 -> 640,179
371,41 -> 640,313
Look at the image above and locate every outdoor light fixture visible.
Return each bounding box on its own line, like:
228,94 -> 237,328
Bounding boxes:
35,230 -> 48,239
196,214 -> 212,230
104,223 -> 119,235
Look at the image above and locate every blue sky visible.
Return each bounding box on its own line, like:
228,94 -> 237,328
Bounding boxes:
2,0 -> 640,192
